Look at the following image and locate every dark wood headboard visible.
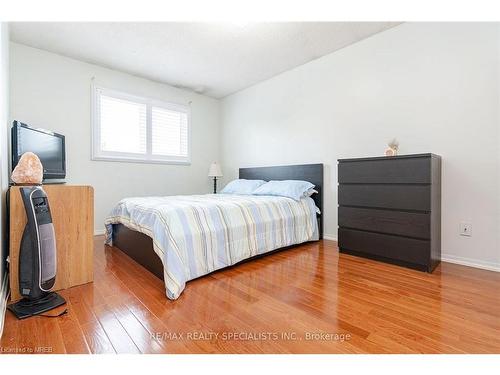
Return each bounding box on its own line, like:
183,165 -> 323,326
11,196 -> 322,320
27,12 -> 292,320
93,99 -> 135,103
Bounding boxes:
239,163 -> 324,238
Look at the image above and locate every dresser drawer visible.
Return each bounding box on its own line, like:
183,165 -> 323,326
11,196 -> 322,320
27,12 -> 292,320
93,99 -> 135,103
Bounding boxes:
338,184 -> 430,211
338,207 -> 430,239
338,228 -> 429,266
338,157 -> 431,184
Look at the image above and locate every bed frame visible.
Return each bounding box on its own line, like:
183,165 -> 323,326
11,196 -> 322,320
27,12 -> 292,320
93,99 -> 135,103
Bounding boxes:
111,163 -> 324,281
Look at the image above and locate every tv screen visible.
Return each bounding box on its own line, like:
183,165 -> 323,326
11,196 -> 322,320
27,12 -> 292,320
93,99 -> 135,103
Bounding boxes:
11,121 -> 66,180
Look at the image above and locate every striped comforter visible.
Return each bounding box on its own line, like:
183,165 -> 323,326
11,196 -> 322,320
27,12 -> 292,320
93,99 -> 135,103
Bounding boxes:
104,194 -> 318,299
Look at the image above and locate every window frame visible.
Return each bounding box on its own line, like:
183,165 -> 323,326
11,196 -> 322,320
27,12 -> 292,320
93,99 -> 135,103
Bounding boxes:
91,85 -> 191,165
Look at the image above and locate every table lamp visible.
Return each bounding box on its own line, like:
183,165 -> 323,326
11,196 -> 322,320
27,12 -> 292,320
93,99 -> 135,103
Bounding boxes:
208,162 -> 223,193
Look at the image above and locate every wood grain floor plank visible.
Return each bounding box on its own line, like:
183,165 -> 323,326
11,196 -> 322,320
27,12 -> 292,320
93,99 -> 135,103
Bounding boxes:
56,296 -> 91,354
67,287 -> 115,354
0,313 -> 19,353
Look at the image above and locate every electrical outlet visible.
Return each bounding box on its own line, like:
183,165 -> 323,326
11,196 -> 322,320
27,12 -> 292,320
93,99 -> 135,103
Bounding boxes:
460,222 -> 472,237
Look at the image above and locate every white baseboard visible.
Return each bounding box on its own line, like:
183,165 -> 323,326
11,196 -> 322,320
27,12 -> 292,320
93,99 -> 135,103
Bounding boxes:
0,272 -> 9,339
323,234 -> 338,242
94,229 -> 105,236
441,254 -> 500,273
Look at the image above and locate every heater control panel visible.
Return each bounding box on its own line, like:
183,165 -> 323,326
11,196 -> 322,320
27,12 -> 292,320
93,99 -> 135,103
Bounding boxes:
30,192 -> 53,225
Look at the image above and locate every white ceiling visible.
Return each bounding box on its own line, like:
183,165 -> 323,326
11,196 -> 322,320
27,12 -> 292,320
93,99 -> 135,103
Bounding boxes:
10,22 -> 399,98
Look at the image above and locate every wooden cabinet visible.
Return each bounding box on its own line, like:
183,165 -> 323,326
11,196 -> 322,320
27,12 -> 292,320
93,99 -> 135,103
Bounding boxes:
9,185 -> 94,301
337,154 -> 441,272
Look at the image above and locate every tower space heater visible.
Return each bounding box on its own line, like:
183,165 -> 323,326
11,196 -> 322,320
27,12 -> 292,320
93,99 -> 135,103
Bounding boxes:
8,186 -> 66,319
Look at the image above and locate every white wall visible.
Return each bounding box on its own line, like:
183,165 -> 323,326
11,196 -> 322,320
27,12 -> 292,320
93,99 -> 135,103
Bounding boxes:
0,23 -> 9,337
10,43 -> 221,232
221,23 -> 500,270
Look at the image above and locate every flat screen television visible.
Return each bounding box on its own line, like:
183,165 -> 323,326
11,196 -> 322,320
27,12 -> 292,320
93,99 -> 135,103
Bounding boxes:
11,121 -> 66,181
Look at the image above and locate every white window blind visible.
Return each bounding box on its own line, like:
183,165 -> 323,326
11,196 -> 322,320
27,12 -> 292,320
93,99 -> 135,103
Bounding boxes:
92,86 -> 191,164
152,106 -> 189,158
100,95 -> 147,154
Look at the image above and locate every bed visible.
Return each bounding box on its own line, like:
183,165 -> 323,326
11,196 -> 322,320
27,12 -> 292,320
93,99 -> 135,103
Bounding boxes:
104,164 -> 323,299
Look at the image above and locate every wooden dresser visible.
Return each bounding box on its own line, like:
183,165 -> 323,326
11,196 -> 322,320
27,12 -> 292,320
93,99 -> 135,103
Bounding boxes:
9,185 -> 94,301
337,154 -> 441,272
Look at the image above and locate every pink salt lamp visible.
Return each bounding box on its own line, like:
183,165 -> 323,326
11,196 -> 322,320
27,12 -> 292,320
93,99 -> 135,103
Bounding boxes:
11,152 -> 44,185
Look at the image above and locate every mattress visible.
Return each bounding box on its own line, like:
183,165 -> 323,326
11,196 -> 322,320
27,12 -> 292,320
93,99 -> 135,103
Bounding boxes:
104,193 -> 318,299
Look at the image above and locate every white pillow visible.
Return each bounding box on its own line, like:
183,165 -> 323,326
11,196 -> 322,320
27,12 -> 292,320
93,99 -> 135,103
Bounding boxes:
252,180 -> 315,201
304,188 -> 318,197
220,179 -> 266,195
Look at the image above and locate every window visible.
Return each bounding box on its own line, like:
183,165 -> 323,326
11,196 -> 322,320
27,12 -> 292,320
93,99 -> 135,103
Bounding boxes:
92,86 -> 190,164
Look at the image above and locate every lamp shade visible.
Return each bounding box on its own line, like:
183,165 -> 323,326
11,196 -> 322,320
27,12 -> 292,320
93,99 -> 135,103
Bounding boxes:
208,162 -> 223,177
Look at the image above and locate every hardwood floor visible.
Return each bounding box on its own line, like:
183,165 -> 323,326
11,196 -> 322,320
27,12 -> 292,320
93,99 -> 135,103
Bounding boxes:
1,237 -> 500,354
